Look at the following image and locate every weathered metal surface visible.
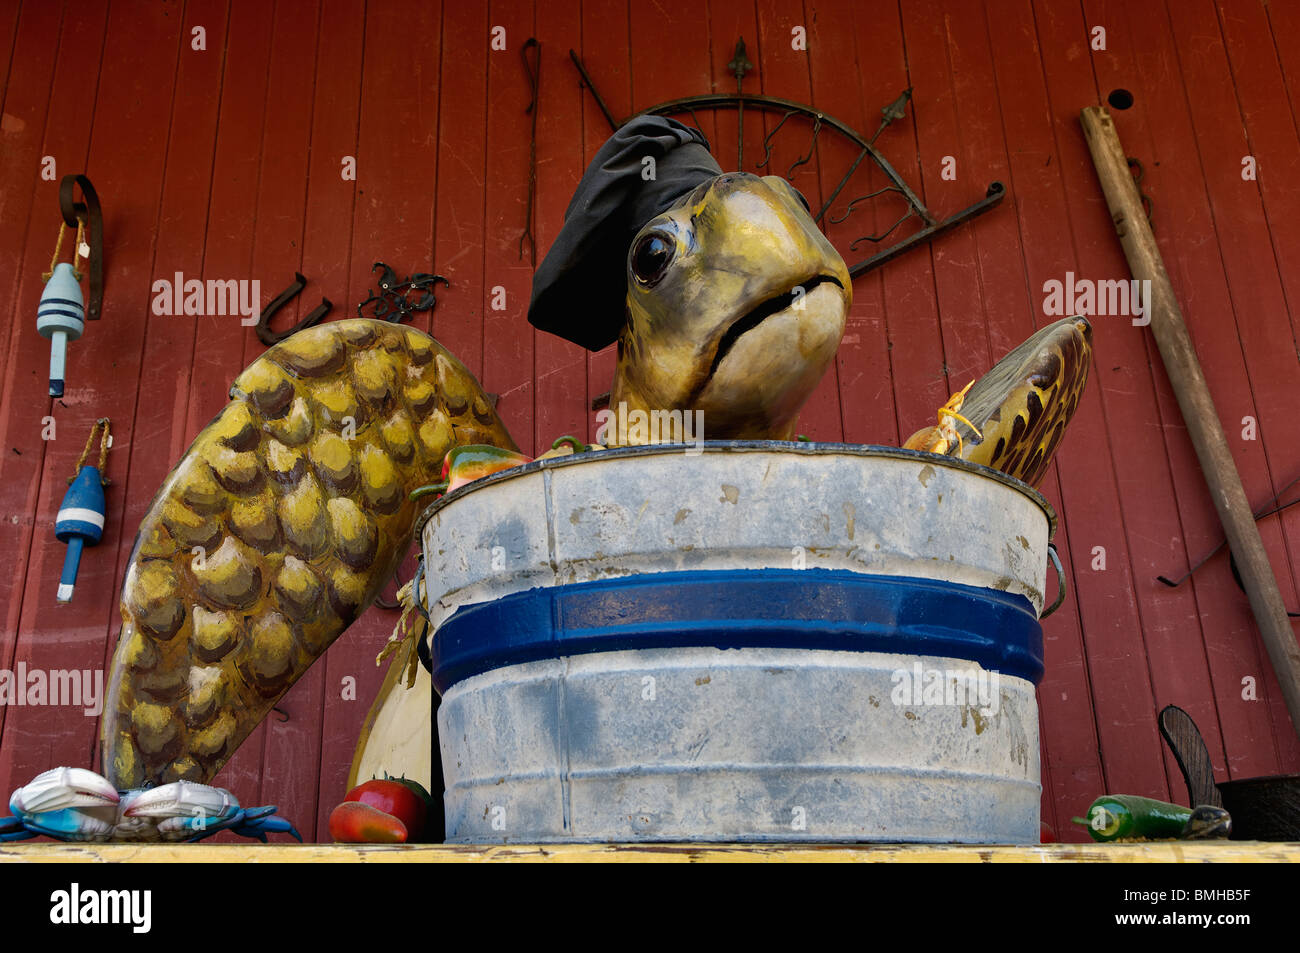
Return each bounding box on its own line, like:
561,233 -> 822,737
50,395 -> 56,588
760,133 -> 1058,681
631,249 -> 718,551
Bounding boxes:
440,646 -> 1040,843
419,443 -> 1056,631
422,445 -> 1054,843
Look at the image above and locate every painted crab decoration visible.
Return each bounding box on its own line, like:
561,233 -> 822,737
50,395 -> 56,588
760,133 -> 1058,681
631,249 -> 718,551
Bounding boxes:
0,767 -> 301,843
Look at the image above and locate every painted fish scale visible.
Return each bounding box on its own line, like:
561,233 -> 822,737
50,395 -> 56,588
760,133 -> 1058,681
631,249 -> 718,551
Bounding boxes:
958,317 -> 1092,488
102,319 -> 516,789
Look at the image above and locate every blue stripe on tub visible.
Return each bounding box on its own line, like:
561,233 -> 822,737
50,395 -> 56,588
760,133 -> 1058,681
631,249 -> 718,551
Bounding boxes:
430,567 -> 1044,692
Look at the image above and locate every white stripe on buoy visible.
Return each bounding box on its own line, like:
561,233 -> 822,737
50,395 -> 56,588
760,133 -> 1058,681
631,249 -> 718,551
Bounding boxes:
56,507 -> 104,529
57,583 -> 74,602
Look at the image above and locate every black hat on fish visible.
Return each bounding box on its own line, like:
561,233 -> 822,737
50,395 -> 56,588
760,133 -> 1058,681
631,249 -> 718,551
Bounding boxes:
527,115 -> 723,351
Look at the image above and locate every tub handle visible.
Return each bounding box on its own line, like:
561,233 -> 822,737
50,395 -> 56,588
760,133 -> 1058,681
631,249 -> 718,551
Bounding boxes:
1042,543 -> 1066,619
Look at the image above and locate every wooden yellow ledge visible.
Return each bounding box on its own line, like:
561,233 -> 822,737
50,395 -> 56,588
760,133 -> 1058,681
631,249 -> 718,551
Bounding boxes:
1,842 -> 1296,862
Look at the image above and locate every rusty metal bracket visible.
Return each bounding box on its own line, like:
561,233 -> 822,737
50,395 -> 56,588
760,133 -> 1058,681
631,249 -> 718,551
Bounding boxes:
1156,470 -> 1300,616
1128,157 -> 1154,227
57,175 -> 104,320
569,49 -> 617,131
569,47 -> 1005,281
848,182 -> 1005,279
727,38 -> 754,168
519,38 -> 541,266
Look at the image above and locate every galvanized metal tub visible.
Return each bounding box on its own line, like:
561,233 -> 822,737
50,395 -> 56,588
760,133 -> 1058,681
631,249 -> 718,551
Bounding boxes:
418,442 -> 1056,843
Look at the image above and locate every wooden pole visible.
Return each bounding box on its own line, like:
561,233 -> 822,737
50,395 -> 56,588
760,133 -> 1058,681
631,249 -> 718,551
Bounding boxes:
1080,105 -> 1300,743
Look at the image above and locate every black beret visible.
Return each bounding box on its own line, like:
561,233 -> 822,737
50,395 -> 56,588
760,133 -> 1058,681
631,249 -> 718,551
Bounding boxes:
527,115 -> 723,351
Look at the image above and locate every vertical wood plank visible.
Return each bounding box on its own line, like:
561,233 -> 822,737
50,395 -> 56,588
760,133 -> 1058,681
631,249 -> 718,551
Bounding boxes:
1159,0 -> 1300,769
432,0 -> 490,382
1060,0 -> 1233,800
830,0 -> 909,449
988,0 -> 1171,811
94,0 -> 230,798
579,0 -> 630,440
913,0 -> 1102,837
1214,0 -> 1300,768
532,7 -> 589,452
763,0 -> 846,443
0,1 -> 79,780
482,0 -> 537,456
176,1 -> 276,829
243,0 -> 328,836
1,0 -> 177,801
316,0 -> 445,837
1088,0 -> 1298,780
708,0 -> 765,178
860,0 -> 950,449
310,0 -> 373,842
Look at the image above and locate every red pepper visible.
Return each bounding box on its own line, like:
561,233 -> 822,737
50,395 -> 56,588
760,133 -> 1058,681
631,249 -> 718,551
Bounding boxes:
328,800 -> 408,843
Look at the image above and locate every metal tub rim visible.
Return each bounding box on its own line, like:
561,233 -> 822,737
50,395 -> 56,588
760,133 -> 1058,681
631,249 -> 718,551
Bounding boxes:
415,440 -> 1057,539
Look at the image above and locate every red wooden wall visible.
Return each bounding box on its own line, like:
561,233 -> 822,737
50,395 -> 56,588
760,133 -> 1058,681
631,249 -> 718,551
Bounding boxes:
1,0 -> 1298,843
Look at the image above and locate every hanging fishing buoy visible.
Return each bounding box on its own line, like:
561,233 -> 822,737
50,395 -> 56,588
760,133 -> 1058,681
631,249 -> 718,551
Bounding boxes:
54,418 -> 111,604
36,175 -> 103,399
37,262 -> 85,398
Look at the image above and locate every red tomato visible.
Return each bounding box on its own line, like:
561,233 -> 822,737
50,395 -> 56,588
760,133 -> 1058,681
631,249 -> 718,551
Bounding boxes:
1040,821 -> 1057,843
345,779 -> 427,840
329,801 -> 408,843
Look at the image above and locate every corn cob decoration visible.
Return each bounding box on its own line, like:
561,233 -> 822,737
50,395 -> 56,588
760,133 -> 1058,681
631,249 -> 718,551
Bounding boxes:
906,317 -> 1093,488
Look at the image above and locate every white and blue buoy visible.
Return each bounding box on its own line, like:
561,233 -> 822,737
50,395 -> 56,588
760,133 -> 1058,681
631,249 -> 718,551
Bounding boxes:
37,262 -> 85,398
54,462 -> 106,603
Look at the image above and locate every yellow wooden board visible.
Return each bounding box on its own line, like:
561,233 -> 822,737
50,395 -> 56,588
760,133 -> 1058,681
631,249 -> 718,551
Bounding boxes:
2,842 -> 1296,863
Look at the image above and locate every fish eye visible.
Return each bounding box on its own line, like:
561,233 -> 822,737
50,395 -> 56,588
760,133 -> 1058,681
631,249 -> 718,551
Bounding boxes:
629,232 -> 675,287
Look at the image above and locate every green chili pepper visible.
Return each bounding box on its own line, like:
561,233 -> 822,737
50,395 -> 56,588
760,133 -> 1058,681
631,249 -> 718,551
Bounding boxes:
1073,795 -> 1193,842
409,481 -> 448,501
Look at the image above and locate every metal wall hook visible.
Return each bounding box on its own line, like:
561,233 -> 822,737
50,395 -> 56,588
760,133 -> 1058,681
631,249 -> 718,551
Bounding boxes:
255,272 -> 332,346
58,175 -> 104,321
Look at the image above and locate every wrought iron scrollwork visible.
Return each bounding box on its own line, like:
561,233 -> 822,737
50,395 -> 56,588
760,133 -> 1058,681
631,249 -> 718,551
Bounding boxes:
569,42 -> 1005,281
356,262 -> 449,323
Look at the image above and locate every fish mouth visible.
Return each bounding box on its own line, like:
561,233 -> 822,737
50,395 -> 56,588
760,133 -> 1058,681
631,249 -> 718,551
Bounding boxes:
707,274 -> 844,379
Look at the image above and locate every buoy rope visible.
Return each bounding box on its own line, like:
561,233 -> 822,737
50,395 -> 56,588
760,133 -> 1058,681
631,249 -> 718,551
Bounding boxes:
70,417 -> 111,485
42,216 -> 88,283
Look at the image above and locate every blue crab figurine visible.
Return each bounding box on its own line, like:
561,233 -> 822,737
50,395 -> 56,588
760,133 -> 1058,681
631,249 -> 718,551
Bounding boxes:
0,767 -> 301,843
